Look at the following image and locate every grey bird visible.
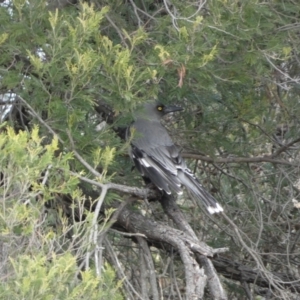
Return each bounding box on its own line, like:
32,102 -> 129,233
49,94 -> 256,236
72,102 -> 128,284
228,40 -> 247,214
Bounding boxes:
128,102 -> 223,214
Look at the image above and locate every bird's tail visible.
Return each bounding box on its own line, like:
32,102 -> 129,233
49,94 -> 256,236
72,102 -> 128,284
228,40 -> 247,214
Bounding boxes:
178,170 -> 223,214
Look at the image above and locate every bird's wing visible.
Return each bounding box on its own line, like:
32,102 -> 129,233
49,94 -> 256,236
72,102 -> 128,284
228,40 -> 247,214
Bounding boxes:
131,144 -> 183,194
130,120 -> 184,194
130,119 -> 223,213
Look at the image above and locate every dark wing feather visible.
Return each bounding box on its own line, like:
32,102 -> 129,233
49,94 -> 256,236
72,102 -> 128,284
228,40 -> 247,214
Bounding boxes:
131,144 -> 183,194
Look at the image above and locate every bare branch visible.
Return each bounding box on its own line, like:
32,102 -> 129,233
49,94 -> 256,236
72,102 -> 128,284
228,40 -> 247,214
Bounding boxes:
213,256 -> 300,294
129,0 -> 143,27
138,242 -> 149,300
137,237 -> 160,300
104,238 -> 144,300
85,186 -> 108,273
17,95 -> 64,144
69,171 -> 156,199
105,14 -> 129,47
159,194 -> 228,300
271,136 -> 300,158
183,152 -> 299,166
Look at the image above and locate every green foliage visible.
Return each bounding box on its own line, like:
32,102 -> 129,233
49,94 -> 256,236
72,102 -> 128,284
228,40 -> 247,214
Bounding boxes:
0,253 -> 123,300
0,127 -> 123,299
0,127 -> 75,235
1,0 -> 300,298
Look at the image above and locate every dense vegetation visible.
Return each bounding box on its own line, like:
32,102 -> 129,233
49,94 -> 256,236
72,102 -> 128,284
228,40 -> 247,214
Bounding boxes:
1,0 -> 300,299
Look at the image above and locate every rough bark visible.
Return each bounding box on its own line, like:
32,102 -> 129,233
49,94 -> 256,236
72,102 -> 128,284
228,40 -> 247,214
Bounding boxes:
116,202 -> 213,299
113,194 -> 300,297
160,194 -> 228,300
212,256 -> 300,294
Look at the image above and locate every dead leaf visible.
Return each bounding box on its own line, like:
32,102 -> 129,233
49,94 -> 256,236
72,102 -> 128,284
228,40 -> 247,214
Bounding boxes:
177,64 -> 186,88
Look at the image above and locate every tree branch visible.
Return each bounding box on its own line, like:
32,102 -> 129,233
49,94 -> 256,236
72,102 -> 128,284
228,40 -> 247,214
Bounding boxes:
271,136 -> 300,158
137,237 -> 160,300
113,199 -> 300,295
159,194 -> 228,300
182,152 -> 299,166
212,256 -> 300,294
116,202 -> 214,257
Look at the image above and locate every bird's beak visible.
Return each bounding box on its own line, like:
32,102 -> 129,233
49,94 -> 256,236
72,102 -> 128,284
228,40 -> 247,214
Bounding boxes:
164,105 -> 184,114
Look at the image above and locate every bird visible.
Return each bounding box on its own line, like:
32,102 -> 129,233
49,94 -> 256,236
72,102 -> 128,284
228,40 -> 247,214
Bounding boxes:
128,102 -> 223,214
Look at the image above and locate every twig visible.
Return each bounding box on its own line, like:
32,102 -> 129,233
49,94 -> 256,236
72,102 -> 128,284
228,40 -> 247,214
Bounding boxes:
85,186 -> 108,273
137,237 -> 160,300
105,14 -> 128,47
162,0 -> 179,31
41,164 -> 52,185
182,152 -> 299,166
271,136 -> 300,158
109,229 -> 146,238
221,212 -> 289,299
162,0 -> 208,31
66,129 -> 104,179
129,0 -> 142,27
263,52 -> 300,85
104,237 -> 144,300
17,95 -> 64,144
69,171 -> 154,199
138,241 -> 149,300
242,281 -> 253,300
130,2 -> 156,21
212,247 -> 230,255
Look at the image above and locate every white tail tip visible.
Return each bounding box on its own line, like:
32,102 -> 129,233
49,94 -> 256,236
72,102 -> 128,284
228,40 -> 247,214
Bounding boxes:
207,203 -> 224,214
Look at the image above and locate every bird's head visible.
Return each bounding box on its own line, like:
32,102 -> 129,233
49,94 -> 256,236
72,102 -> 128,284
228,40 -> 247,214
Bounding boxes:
141,102 -> 183,121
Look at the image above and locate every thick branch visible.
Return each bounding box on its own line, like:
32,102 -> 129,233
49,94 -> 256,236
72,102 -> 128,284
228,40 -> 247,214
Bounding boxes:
116,203 -> 214,257
212,256 -> 300,294
159,194 -> 228,300
158,195 -> 300,295
137,237 -> 159,300
116,202 -> 210,298
115,199 -> 300,295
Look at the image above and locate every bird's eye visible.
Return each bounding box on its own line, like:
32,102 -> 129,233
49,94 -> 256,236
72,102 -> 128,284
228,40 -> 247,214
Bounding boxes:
157,105 -> 163,111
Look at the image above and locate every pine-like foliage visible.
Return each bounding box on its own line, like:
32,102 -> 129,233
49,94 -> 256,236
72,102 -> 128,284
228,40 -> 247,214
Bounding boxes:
1,0 -> 300,299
